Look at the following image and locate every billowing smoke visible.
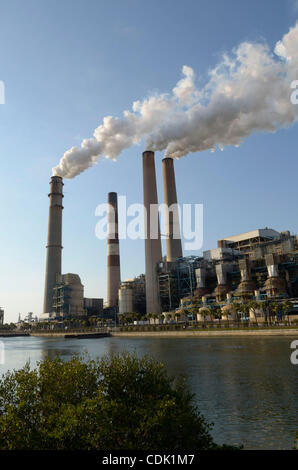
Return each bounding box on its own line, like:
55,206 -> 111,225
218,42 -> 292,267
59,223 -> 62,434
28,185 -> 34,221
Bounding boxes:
53,23 -> 298,179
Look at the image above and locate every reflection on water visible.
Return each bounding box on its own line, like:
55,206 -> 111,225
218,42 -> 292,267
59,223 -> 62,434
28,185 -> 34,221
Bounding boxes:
0,335 -> 297,450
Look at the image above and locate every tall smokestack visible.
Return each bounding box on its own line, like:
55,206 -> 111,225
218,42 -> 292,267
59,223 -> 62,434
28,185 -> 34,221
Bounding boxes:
43,176 -> 63,313
143,151 -> 162,314
162,157 -> 183,262
107,192 -> 121,308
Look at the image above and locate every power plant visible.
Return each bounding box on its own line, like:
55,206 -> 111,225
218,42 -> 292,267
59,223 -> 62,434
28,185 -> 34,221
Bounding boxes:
41,150 -> 298,323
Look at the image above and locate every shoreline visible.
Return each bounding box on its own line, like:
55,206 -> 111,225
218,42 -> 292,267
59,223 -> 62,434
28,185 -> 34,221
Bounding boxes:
111,328 -> 298,338
1,328 -> 297,339
30,332 -> 110,339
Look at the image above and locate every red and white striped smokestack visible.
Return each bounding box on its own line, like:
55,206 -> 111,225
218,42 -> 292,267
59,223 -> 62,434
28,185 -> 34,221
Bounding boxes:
143,151 -> 162,314
107,192 -> 121,308
162,157 -> 183,262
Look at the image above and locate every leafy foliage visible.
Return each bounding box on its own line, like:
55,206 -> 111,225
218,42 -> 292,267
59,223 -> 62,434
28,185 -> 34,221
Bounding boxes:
0,352 -> 222,450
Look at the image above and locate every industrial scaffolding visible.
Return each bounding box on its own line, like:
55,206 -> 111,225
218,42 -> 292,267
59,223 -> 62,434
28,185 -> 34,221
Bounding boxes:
52,284 -> 71,317
159,273 -> 179,312
176,256 -> 201,299
158,256 -> 202,312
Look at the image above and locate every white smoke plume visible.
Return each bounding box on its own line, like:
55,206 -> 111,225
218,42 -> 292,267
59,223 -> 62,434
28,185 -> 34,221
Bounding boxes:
53,23 -> 298,178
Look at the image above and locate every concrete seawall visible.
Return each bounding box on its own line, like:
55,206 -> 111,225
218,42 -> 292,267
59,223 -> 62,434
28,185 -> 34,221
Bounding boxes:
111,329 -> 298,338
0,332 -> 30,337
30,332 -> 110,339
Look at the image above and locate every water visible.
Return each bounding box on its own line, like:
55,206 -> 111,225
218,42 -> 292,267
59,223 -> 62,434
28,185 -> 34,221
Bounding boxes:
0,335 -> 297,450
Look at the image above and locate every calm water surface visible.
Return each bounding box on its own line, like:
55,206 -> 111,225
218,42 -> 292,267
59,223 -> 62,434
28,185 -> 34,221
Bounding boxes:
0,335 -> 297,450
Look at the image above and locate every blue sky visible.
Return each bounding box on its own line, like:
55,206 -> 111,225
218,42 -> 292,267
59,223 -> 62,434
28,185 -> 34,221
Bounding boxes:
0,0 -> 298,322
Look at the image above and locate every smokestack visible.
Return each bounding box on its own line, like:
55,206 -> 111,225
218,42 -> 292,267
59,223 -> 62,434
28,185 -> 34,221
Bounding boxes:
162,157 -> 183,262
43,176 -> 63,313
107,192 -> 121,308
143,151 -> 162,314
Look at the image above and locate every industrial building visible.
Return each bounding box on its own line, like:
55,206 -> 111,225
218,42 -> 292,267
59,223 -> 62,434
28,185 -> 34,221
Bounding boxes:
41,272 -> 104,320
52,273 -> 85,317
84,298 -> 104,317
118,275 -> 146,316
156,228 -> 298,315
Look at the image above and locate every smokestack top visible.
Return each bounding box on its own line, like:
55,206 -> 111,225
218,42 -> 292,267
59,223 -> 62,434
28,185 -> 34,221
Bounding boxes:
48,176 -> 64,198
50,175 -> 63,183
142,150 -> 154,157
108,192 -> 117,203
162,157 -> 174,163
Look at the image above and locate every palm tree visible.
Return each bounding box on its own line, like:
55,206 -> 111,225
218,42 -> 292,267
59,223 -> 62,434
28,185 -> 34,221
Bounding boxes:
166,313 -> 172,324
247,300 -> 261,326
262,299 -> 270,324
199,307 -> 211,324
282,300 -> 292,324
230,301 -> 242,323
213,305 -> 222,325
239,302 -> 250,323
270,302 -> 280,323
191,299 -> 201,320
131,312 -> 140,322
175,312 -> 181,323
181,308 -> 190,325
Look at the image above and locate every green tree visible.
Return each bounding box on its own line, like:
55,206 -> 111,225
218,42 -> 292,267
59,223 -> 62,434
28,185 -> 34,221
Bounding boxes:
262,300 -> 271,323
239,303 -> 250,322
191,299 -> 202,318
247,300 -> 261,326
270,302 -> 280,322
230,302 -> 242,322
152,313 -> 159,324
0,353 -> 230,450
282,300 -> 292,323
166,313 -> 172,323
174,312 -> 181,323
213,305 -> 222,321
131,312 -> 141,322
198,307 -> 212,324
182,308 -> 190,324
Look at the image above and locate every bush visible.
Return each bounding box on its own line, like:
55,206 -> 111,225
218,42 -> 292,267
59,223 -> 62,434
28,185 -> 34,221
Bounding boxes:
0,352 -> 227,450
